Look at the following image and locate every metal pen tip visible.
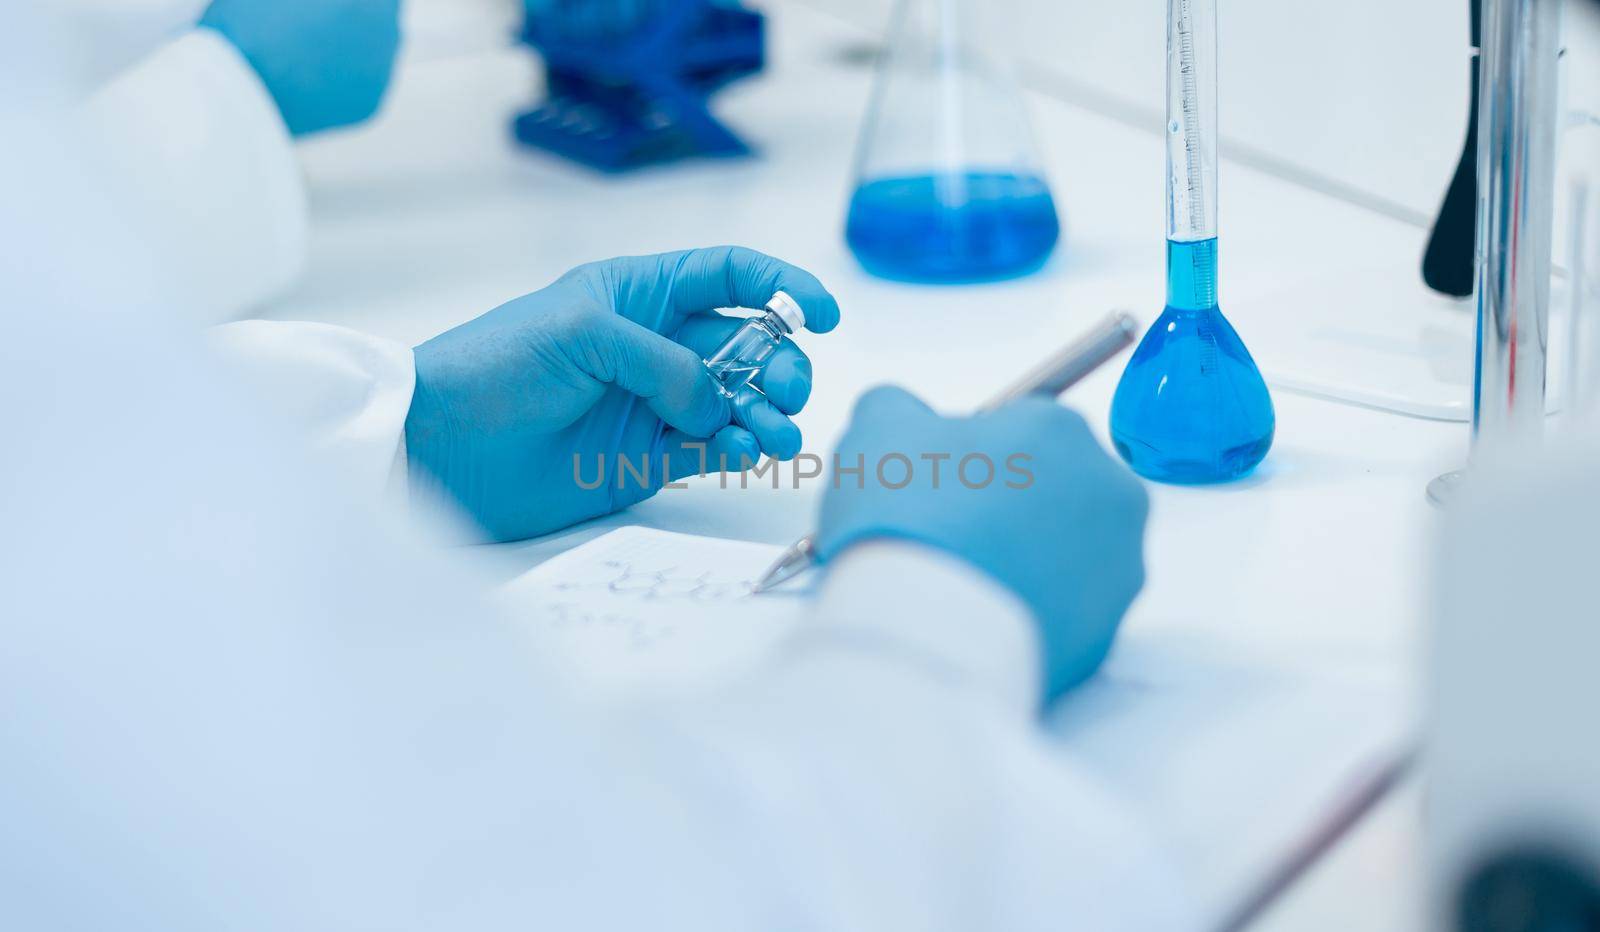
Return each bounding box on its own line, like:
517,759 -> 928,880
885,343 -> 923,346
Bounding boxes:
748,573 -> 783,595
751,536 -> 816,594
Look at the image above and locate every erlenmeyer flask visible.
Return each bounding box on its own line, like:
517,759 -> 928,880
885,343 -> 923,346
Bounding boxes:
845,0 -> 1061,283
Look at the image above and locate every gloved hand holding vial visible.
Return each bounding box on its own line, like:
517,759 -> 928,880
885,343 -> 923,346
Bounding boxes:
405,248 -> 837,542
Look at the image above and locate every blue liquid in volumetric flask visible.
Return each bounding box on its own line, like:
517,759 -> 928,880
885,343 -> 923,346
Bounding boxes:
845,171 -> 1061,283
1109,238 -> 1274,484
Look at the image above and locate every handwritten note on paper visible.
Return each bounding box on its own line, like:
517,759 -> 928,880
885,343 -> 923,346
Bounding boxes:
498,527 -> 808,695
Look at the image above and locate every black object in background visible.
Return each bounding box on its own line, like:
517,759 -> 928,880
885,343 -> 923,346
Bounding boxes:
1423,0 -> 1483,298
1455,847 -> 1600,931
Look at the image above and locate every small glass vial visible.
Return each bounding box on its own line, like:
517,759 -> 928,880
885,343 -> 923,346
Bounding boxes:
702,292 -> 806,398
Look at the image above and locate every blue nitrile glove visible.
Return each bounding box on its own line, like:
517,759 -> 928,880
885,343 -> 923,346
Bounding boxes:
200,0 -> 401,137
406,247 -> 841,542
816,387 -> 1150,702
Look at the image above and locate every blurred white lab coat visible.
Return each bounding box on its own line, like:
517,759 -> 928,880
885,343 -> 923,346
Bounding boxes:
69,0 -> 521,325
77,5 -> 306,324
5,7 -> 1187,929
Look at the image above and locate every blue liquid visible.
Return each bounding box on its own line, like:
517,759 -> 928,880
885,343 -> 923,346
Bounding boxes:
845,171 -> 1061,283
1109,238 -> 1275,484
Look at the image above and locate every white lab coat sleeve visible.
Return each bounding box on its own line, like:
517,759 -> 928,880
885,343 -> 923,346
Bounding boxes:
194,317 -> 1180,926
206,321 -> 414,493
617,541 -> 1187,931
79,28 -> 307,324
815,539 -> 1043,714
5,16 -> 1189,927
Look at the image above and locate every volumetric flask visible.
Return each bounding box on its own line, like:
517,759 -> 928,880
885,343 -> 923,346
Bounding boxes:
845,0 -> 1061,283
1109,0 -> 1274,484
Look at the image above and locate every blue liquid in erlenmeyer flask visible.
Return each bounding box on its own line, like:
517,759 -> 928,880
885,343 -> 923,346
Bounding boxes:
1109,238 -> 1274,483
845,171 -> 1061,283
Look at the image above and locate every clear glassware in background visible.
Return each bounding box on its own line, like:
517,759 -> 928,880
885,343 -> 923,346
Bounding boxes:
1562,172 -> 1600,426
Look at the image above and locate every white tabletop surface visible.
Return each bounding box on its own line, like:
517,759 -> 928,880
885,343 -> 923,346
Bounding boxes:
276,4 -> 1449,926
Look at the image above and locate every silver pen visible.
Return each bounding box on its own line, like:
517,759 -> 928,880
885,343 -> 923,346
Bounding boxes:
751,310 -> 1142,594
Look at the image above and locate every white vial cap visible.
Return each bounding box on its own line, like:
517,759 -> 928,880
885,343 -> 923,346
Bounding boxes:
766,291 -> 805,334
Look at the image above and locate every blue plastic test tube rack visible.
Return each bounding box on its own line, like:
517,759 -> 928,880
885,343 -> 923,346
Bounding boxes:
515,1 -> 766,172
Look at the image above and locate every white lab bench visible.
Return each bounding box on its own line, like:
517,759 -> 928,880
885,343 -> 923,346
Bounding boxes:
278,4 -> 1446,927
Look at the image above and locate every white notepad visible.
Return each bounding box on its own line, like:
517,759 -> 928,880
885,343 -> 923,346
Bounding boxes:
498,527 -> 807,696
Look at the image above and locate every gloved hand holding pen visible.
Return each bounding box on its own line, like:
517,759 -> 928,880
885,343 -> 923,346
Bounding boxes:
817,387 -> 1151,701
